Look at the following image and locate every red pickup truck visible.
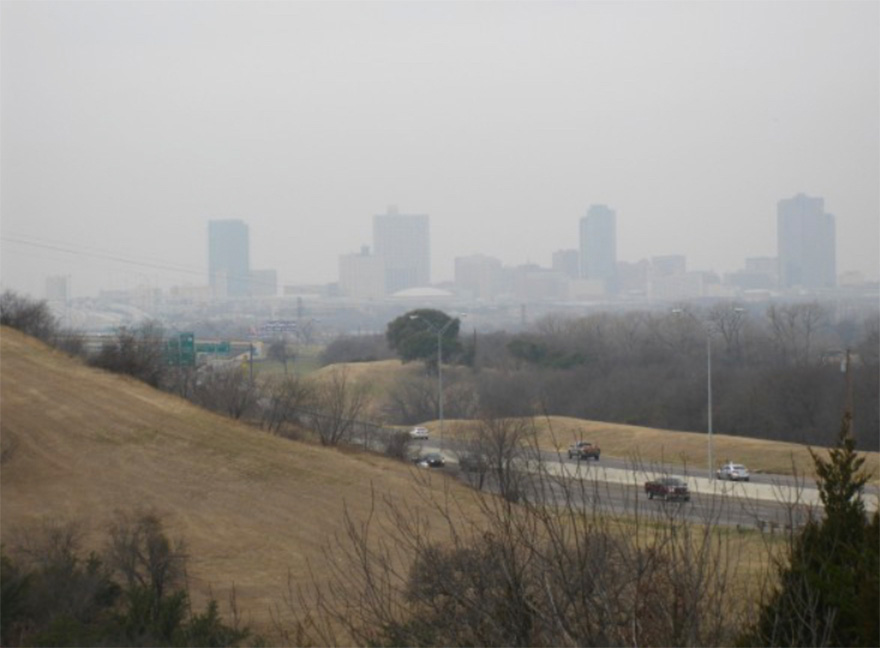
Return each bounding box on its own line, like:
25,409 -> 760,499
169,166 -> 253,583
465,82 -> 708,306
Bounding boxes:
567,441 -> 601,461
644,477 -> 691,501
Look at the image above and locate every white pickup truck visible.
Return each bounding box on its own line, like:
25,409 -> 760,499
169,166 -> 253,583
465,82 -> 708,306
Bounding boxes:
716,462 -> 750,481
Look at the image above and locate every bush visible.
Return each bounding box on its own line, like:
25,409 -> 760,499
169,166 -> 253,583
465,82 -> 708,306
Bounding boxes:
320,334 -> 395,365
0,290 -> 58,342
1,513 -> 250,647
90,323 -> 167,387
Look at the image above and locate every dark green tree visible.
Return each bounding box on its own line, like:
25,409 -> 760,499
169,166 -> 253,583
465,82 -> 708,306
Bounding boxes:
746,410 -> 879,647
386,309 -> 461,372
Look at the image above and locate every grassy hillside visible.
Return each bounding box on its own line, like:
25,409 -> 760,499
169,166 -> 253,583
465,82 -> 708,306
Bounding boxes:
0,328 -> 478,638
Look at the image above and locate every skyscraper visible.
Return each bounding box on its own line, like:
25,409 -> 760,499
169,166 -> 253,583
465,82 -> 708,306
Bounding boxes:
579,204 -> 617,294
208,219 -> 250,298
373,206 -> 430,294
777,193 -> 836,290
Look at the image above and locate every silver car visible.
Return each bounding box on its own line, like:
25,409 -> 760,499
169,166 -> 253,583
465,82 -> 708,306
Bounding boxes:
716,462 -> 750,481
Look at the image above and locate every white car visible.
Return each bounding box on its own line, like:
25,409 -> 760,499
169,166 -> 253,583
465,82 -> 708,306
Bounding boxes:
409,426 -> 429,440
716,462 -> 750,481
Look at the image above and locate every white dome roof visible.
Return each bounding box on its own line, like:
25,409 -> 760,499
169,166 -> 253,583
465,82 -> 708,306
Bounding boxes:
390,286 -> 454,298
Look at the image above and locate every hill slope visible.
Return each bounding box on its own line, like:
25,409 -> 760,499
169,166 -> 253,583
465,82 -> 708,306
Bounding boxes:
0,328 -> 471,636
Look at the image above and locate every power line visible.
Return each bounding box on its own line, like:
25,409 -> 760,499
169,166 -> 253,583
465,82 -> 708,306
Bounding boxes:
1,234 -> 206,278
1,234 -> 280,291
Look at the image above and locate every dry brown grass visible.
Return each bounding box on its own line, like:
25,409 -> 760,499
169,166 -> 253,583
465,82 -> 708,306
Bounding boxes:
0,328 -> 481,639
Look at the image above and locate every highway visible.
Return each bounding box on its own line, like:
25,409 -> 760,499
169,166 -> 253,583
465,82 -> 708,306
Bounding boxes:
409,439 -> 879,531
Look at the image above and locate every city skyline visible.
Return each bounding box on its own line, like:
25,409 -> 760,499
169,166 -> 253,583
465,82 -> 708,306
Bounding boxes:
8,190 -> 875,301
2,2 -> 877,298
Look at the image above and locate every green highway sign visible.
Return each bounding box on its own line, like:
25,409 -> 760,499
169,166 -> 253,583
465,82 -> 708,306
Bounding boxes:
195,341 -> 231,354
166,332 -> 196,367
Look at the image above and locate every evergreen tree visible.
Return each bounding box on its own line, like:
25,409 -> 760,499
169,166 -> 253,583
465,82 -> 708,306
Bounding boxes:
746,411 -> 879,646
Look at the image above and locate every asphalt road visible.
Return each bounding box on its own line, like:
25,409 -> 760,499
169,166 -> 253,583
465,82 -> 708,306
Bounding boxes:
409,437 -> 879,530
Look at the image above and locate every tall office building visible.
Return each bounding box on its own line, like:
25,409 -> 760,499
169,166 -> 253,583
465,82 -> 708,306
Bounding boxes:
208,219 -> 250,298
373,206 -> 429,294
579,204 -> 617,294
777,193 -> 836,290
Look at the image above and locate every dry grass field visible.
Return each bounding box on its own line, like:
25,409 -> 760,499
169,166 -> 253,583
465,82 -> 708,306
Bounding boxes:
0,328 -> 480,639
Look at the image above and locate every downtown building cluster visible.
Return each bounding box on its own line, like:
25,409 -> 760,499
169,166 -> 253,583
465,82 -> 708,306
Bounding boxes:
43,192 -> 864,329
333,194 -> 844,304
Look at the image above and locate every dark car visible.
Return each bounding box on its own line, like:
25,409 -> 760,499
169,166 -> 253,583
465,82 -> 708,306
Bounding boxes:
644,477 -> 691,501
414,452 -> 445,468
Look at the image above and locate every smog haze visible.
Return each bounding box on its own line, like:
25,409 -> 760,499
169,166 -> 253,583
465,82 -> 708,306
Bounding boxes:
2,1 -> 878,297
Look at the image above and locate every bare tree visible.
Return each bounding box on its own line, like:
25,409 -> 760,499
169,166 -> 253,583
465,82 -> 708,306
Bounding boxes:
260,374 -> 313,436
193,365 -> 258,420
766,302 -> 829,366
471,416 -> 534,503
386,373 -> 438,425
267,337 -> 297,376
104,510 -> 187,605
309,366 -> 369,446
707,301 -> 748,362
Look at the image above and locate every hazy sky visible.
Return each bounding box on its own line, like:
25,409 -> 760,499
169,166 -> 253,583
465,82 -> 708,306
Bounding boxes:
2,1 -> 878,298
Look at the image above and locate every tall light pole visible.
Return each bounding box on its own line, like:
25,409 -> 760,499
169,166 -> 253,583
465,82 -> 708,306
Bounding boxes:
410,314 -> 457,449
672,307 -> 744,480
672,309 -> 715,479
705,328 -> 713,479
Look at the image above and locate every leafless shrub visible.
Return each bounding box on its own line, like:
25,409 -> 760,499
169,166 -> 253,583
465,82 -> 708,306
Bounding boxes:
90,322 -> 167,387
385,373 -> 437,425
51,329 -> 87,358
192,365 -> 258,420
260,374 -> 314,435
383,430 -> 413,461
104,509 -> 187,603
8,518 -> 114,631
309,366 -> 369,446
0,290 -> 58,342
283,422 -> 754,646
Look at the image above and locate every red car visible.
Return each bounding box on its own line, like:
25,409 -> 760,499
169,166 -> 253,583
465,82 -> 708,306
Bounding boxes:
645,477 -> 691,502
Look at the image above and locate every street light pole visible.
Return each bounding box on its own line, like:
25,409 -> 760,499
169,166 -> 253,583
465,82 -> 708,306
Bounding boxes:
672,306 -> 745,480
672,308 -> 715,479
410,314 -> 457,449
706,329 -> 713,480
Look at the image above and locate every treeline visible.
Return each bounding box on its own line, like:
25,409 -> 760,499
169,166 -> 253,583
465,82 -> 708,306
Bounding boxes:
478,303 -> 879,450
1,511 -> 250,647
3,291 -> 877,450
326,302 -> 879,450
